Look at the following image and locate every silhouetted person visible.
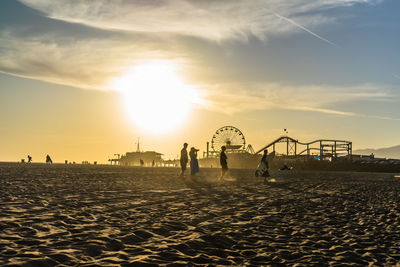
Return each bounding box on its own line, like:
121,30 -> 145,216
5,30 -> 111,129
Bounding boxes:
152,160 -> 155,167
140,159 -> 144,167
219,146 -> 228,180
27,155 -> 32,164
179,143 -> 189,177
189,147 -> 199,178
46,154 -> 53,164
256,150 -> 271,181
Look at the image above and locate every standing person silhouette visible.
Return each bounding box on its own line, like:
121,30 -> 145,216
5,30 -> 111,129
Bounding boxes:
261,150 -> 269,176
179,143 -> 189,177
27,155 -> 32,164
46,154 -> 53,164
189,147 -> 199,178
219,146 -> 228,180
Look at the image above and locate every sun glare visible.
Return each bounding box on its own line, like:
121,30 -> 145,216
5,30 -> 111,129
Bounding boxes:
112,62 -> 199,133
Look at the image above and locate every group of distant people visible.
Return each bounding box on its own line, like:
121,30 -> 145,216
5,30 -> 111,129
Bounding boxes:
22,146 -> 283,181
179,143 -> 253,180
23,154 -> 53,164
178,142 -> 290,181
179,143 -> 199,178
139,159 -> 156,167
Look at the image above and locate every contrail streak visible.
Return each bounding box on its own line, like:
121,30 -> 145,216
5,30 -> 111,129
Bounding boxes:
273,12 -> 339,47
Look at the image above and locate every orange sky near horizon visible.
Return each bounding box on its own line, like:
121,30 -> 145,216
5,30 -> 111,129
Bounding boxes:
1,71 -> 396,164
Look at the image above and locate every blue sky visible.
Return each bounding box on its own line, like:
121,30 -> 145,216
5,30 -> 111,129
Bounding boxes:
0,0 -> 399,162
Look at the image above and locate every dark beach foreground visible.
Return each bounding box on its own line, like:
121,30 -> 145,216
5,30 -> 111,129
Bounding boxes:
1,163 -> 400,266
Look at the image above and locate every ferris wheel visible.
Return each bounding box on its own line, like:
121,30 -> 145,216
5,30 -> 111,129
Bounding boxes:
211,126 -> 246,151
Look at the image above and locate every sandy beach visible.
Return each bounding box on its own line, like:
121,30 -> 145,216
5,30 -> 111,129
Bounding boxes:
1,163 -> 400,266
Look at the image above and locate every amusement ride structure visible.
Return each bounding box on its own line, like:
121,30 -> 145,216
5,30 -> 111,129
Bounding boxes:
111,125 -> 354,168
211,126 -> 246,151
200,126 -> 353,168
109,125 -> 400,171
205,126 -> 254,158
255,136 -> 353,160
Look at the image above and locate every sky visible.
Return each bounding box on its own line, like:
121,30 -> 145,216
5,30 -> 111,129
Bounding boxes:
0,0 -> 399,163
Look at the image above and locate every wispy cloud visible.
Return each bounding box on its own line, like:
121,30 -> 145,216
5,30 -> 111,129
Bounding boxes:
287,106 -> 355,116
19,0 -> 379,41
1,0 -> 392,120
0,28 -> 396,120
0,30 -> 179,90
200,82 -> 393,117
0,0 -> 380,88
366,115 -> 400,121
1,24 -> 393,119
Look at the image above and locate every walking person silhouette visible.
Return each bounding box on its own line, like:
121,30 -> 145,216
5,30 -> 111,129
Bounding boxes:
255,150 -> 275,182
46,154 -> 53,164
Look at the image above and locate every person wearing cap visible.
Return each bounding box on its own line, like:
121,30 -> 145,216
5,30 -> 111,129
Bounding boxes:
179,143 -> 189,177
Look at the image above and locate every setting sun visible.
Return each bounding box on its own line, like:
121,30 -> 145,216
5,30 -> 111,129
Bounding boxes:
112,62 -> 199,133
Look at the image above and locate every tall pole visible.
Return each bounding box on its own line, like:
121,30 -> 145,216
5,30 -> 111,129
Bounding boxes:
349,142 -> 352,159
320,141 -> 323,160
334,141 -> 337,158
136,137 -> 140,152
286,138 -> 289,156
